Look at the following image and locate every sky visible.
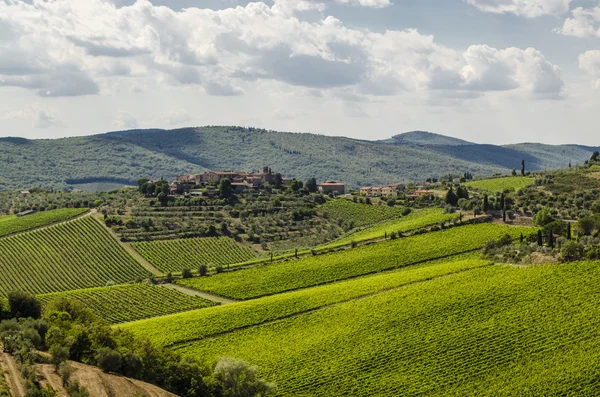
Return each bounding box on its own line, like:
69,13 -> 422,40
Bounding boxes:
1,0 -> 600,145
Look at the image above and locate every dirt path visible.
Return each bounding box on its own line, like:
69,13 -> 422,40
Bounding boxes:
162,283 -> 236,305
89,212 -> 163,276
1,352 -> 26,397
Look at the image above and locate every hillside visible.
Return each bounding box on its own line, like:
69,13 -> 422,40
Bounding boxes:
1,126 -> 598,191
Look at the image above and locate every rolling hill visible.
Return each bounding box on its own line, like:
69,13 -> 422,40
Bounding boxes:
0,126 -> 598,191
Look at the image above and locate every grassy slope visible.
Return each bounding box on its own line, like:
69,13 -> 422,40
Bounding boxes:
324,208 -> 459,248
173,261 -> 600,397
39,284 -> 216,324
119,256 -> 486,347
132,237 -> 257,273
178,224 -> 533,299
0,216 -> 149,296
0,208 -> 88,237
464,176 -> 535,193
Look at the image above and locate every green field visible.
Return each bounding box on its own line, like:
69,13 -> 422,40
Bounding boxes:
0,208 -> 88,238
39,283 -> 216,324
178,224 -> 532,300
323,208 -> 459,248
465,176 -> 534,193
169,261 -> 600,397
119,257 -> 488,347
132,237 -> 257,273
0,216 -> 150,296
320,199 -> 407,227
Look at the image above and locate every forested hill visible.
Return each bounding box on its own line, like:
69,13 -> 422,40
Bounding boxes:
0,126 -> 598,191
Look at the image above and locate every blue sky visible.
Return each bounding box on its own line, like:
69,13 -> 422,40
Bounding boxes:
1,0 -> 600,144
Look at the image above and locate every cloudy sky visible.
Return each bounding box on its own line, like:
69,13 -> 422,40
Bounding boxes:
1,0 -> 599,144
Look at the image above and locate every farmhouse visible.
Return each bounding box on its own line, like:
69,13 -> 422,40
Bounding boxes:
318,181 -> 345,195
360,184 -> 406,197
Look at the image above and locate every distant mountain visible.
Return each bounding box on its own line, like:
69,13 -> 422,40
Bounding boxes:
0,126 -> 597,191
383,131 -> 473,146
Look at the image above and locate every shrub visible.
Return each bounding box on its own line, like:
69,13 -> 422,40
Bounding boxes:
561,241 -> 583,262
199,265 -> 208,277
7,291 -> 41,320
216,265 -> 224,274
182,268 -> 192,279
165,272 -> 173,283
95,347 -> 122,373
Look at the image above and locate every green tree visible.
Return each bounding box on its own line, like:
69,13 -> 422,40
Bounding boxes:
219,179 -> 233,198
521,160 -> 525,176
561,241 -> 582,262
534,207 -> 555,227
50,344 -> 70,372
445,187 -> 459,206
591,151 -> 600,162
537,230 -> 543,246
7,291 -> 41,319
483,194 -> 489,212
290,179 -> 302,192
211,357 -> 275,397
95,348 -> 122,373
305,178 -> 318,193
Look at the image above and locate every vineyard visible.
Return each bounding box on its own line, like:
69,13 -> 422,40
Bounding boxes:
464,176 -> 534,193
39,283 -> 216,324
319,199 -> 408,227
132,237 -> 257,273
178,224 -> 532,299
120,257 -> 488,347
0,216 -> 150,296
171,261 -> 600,396
0,208 -> 88,237
323,208 -> 460,249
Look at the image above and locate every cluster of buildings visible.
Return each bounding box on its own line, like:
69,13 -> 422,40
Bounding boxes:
359,184 -> 432,199
171,167 -> 290,194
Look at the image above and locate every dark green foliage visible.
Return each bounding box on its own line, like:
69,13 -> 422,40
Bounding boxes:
95,348 -> 122,373
7,291 -> 41,319
483,194 -> 489,212
219,179 -> 232,199
182,268 -> 193,279
199,265 -> 208,277
537,230 -> 543,246
445,187 -> 458,206
305,178 -> 318,193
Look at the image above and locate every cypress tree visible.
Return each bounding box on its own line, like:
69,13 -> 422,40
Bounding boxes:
567,223 -> 572,240
521,160 -> 525,176
502,209 -> 507,223
500,193 -> 505,210
537,230 -> 543,246
520,233 -> 524,244
548,228 -> 554,248
483,194 -> 489,212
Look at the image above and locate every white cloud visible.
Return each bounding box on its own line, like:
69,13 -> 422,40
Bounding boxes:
558,5 -> 600,38
0,0 -> 564,102
0,105 -> 65,128
465,0 -> 572,17
154,109 -> 194,127
113,111 -> 139,129
579,50 -> 600,89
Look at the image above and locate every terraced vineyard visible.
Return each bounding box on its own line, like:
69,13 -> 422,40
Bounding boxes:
132,237 -> 257,273
120,257 -> 487,347
39,283 -> 216,324
0,216 -> 150,296
169,261 -> 600,397
323,208 -> 459,249
465,176 -> 534,193
0,208 -> 88,237
320,199 -> 407,227
179,224 -> 532,299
